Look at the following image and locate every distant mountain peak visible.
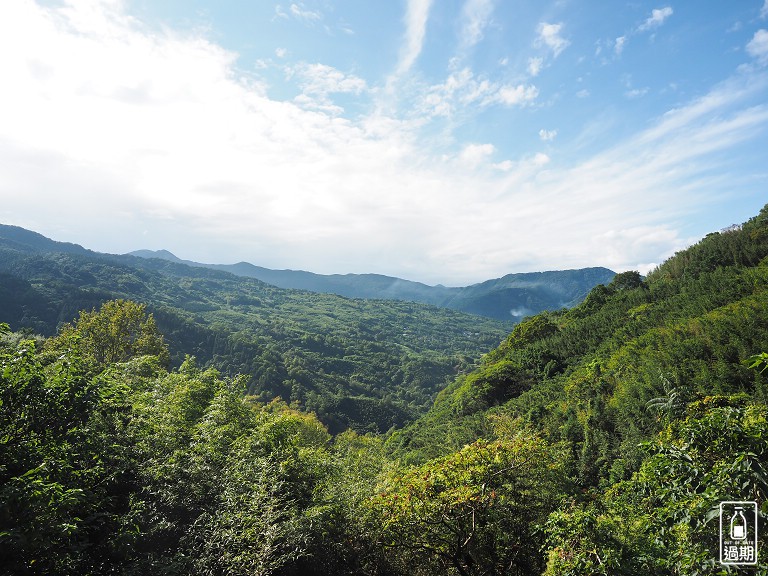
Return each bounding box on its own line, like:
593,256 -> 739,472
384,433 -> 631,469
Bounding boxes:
128,249 -> 183,262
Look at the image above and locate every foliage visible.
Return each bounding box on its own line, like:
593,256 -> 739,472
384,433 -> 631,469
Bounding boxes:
0,240 -> 509,432
2,204 -> 768,575
543,398 -> 768,575
46,299 -> 169,370
0,327 -> 345,575
0,335 -> 135,574
370,428 -> 567,575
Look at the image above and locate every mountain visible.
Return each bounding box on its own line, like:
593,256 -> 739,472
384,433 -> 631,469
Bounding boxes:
367,203 -> 768,574
0,223 -> 90,255
0,223 -> 510,433
129,249 -> 615,321
4,207 -> 767,575
392,204 -> 768,464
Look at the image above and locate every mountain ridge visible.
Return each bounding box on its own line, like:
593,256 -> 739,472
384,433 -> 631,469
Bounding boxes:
0,222 -> 512,432
0,224 -> 614,324
128,248 -> 615,321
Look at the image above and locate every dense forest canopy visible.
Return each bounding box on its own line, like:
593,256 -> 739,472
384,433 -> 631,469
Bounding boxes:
1,204 -> 768,575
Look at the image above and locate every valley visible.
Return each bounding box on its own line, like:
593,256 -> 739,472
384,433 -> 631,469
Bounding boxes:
2,205 -> 768,574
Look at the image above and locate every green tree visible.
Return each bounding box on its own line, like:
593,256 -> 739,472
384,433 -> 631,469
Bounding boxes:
48,300 -> 169,370
544,397 -> 768,575
0,335 -> 144,575
370,429 -> 566,575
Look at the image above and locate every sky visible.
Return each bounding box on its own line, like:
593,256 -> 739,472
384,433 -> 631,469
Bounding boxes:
1,1 -> 767,285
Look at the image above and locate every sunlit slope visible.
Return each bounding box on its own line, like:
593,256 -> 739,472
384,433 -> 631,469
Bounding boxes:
393,204 -> 768,465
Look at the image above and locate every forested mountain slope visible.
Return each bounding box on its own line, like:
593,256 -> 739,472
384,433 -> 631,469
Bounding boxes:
2,207 -> 767,575
393,206 -> 768,463
383,204 -> 768,572
0,224 -> 508,432
130,248 -> 614,321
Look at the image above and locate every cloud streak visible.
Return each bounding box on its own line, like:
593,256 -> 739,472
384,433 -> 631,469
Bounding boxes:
394,0 -> 433,77
638,6 -> 673,32
419,67 -> 537,117
747,29 -> 768,65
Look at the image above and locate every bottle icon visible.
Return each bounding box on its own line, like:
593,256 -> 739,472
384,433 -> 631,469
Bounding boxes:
730,506 -> 747,540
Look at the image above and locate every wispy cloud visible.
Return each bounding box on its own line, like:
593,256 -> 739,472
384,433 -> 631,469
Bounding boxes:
539,129 -> 557,141
420,67 -> 537,117
290,63 -> 367,95
608,8 -> 672,61
535,22 -> 569,57
1,2 -> 767,284
288,62 -> 368,114
747,29 -> 768,65
761,0 -> 768,20
459,0 -> 495,50
493,84 -> 538,105
638,7 -> 673,33
394,0 -> 433,77
614,36 -> 626,56
527,56 -> 543,76
459,142 -> 496,167
289,3 -> 322,22
625,87 -> 649,99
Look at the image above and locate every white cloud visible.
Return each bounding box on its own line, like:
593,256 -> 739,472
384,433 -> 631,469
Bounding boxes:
638,7 -> 673,32
288,62 -> 367,114
459,0 -> 495,50
394,0 -> 433,77
603,9 -> 668,63
289,3 -> 322,22
614,36 -> 626,56
275,47 -> 288,58
576,88 -> 590,98
747,29 -> 768,65
275,5 -> 289,19
527,56 -> 543,76
535,22 -> 569,58
539,129 -> 557,141
459,142 -> 495,167
1,1 -> 767,284
291,62 -> 367,95
421,67 -> 537,116
493,84 -> 539,106
761,0 -> 768,19
625,87 -> 649,99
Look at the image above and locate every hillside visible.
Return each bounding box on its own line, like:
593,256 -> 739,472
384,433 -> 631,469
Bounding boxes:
2,206 -> 767,575
129,248 -> 614,321
0,224 -> 510,433
392,207 -> 768,460
384,204 -> 768,570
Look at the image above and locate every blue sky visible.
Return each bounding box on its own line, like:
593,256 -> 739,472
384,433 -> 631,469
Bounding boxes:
1,0 -> 767,284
